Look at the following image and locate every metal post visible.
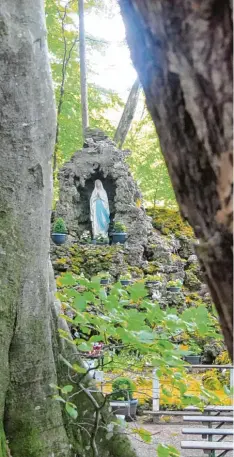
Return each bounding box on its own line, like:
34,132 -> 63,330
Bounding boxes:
152,369 -> 160,412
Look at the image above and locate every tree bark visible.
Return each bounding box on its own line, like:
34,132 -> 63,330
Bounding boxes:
119,0 -> 233,359
0,2 -> 137,456
114,77 -> 140,147
79,0 -> 89,135
0,2 -> 71,455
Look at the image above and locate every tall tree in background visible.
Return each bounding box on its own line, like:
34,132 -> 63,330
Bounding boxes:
114,77 -> 140,147
46,0 -> 122,173
119,0 -> 233,358
79,0 -> 89,134
53,1 -> 79,172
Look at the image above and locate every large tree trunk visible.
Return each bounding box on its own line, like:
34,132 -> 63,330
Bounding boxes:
0,2 -> 137,456
119,0 -> 233,359
0,1 -> 71,455
114,77 -> 140,147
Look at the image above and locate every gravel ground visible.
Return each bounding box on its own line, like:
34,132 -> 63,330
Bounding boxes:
128,420 -> 234,457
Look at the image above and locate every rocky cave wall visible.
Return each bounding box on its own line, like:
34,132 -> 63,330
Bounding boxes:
55,129 -> 152,265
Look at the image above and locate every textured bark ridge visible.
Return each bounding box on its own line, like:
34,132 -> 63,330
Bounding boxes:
119,0 -> 233,359
0,2 -> 137,456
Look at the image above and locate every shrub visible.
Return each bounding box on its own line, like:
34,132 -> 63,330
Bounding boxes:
95,234 -> 109,243
53,218 -> 67,234
120,272 -> 132,280
97,271 -> 111,279
111,377 -> 136,401
80,230 -> 92,243
145,274 -> 162,282
113,221 -> 126,233
167,279 -> 183,287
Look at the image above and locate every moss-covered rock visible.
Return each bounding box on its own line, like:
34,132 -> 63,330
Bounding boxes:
184,270 -> 202,291
147,206 -> 194,239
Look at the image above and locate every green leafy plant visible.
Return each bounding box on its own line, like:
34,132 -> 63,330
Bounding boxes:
120,272 -> 132,280
145,274 -> 162,282
167,279 -> 183,288
55,273 -> 225,455
80,230 -> 92,243
97,271 -> 111,280
111,377 -> 136,401
187,342 -> 202,355
113,221 -> 126,233
95,234 -> 109,243
53,217 -> 67,234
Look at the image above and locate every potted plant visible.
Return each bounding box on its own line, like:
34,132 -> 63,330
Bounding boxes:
97,271 -> 112,285
51,218 -> 67,245
119,273 -> 132,286
184,343 -> 202,365
166,279 -> 183,292
111,222 -> 127,244
79,230 -> 92,244
93,234 -> 109,245
110,377 -> 138,420
145,274 -> 162,287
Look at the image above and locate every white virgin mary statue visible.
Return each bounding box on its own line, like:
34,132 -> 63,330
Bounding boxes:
90,180 -> 110,238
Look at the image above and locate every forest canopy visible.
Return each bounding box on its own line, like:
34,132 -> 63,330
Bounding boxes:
45,0 -> 176,207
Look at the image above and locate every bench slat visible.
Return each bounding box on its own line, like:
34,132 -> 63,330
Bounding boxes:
183,415 -> 234,422
181,440 -> 234,450
184,405 -> 234,412
182,428 -> 234,435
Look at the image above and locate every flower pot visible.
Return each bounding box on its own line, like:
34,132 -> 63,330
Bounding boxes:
100,279 -> 110,285
51,233 -> 67,245
111,232 -> 127,244
95,241 -> 109,245
110,399 -> 138,420
146,281 -> 160,287
167,286 -> 180,292
120,280 -> 132,286
184,355 -> 201,364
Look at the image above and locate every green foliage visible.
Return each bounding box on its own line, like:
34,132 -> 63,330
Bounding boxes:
80,230 -> 92,243
187,342 -> 202,355
157,444 -> 180,457
145,274 -> 162,282
167,280 -> 183,288
53,217 -> 67,233
147,206 -> 194,238
119,272 -> 132,280
113,221 -> 127,233
125,112 -> 176,207
132,427 -> 152,443
46,0 -> 122,174
58,273 -> 223,407
111,377 -> 136,401
95,234 -> 109,243
97,271 -> 111,279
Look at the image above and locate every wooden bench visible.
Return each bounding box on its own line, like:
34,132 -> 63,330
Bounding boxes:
182,427 -> 234,440
184,405 -> 234,416
184,405 -> 234,413
181,440 -> 233,457
182,415 -> 234,456
183,415 -> 234,429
